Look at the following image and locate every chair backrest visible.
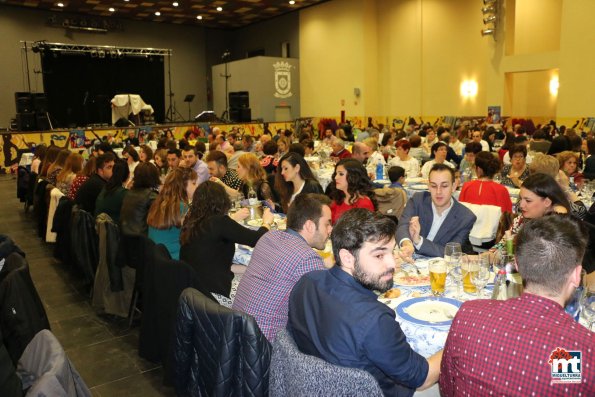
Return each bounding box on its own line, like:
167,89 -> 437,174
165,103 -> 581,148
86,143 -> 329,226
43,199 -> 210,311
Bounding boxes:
269,329 -> 383,397
173,287 -> 271,397
70,206 -> 99,285
374,186 -> 407,219
0,253 -> 50,365
460,202 -> 502,246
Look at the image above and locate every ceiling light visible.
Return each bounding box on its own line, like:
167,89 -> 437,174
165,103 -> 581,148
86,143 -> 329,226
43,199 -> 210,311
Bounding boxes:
172,2 -> 178,6
289,0 -> 296,4
56,2 -> 64,7
108,7 -> 115,12
196,15 -> 203,20
216,6 -> 223,11
155,11 -> 161,16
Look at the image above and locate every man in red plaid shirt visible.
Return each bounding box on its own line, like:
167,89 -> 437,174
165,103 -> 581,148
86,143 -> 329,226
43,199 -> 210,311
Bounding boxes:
232,194 -> 333,341
440,214 -> 594,396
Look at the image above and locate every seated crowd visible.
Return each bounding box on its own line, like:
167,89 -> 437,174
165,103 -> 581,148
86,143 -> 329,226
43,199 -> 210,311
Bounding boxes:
27,121 -> 594,396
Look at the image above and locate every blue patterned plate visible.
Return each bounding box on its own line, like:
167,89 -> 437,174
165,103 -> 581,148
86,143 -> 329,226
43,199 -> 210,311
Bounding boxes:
396,297 -> 462,327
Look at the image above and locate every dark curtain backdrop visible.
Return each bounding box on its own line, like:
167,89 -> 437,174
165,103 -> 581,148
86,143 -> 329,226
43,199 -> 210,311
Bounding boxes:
40,52 -> 165,127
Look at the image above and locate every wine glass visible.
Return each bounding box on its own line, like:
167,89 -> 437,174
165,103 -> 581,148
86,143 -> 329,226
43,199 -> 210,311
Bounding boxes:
444,242 -> 462,266
471,259 -> 491,298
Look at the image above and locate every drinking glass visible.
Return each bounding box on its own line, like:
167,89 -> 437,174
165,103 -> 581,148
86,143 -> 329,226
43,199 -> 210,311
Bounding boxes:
581,288 -> 595,331
449,266 -> 464,300
461,255 -> 480,294
499,254 -> 515,274
444,242 -> 462,267
429,260 -> 447,297
471,258 -> 491,298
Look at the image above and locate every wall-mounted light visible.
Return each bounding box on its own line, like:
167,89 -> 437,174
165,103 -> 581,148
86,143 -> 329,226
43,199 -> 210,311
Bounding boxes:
481,0 -> 499,40
460,80 -> 478,98
549,76 -> 559,96
481,29 -> 495,36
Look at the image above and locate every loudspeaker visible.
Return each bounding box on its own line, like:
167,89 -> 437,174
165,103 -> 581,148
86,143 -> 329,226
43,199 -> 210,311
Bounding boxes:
230,108 -> 251,122
229,91 -> 249,109
36,114 -> 50,130
32,94 -> 48,113
16,112 -> 36,131
15,94 -> 32,113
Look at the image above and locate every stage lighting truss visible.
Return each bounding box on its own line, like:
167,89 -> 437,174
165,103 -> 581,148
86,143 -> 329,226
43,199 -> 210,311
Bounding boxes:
23,41 -> 172,58
481,0 -> 499,40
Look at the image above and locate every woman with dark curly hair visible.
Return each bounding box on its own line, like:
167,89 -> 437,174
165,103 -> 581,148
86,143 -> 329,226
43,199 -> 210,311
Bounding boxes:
328,158 -> 376,224
459,151 -> 512,213
180,181 -> 274,299
275,152 -> 323,213
500,144 -> 530,188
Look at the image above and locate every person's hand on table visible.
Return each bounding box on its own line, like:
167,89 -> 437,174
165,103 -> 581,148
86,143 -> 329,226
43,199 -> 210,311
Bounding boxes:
398,240 -> 415,263
230,208 -> 249,222
262,208 -> 274,228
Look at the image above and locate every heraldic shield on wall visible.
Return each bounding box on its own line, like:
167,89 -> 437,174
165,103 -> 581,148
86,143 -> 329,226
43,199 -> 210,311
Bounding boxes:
273,61 -> 293,98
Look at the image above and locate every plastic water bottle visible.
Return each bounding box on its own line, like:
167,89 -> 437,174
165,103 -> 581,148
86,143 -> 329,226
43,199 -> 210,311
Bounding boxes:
376,162 -> 384,180
569,176 -> 578,193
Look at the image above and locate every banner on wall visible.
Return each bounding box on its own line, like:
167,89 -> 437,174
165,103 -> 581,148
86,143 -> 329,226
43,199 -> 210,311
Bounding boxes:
487,106 -> 501,125
273,61 -> 293,99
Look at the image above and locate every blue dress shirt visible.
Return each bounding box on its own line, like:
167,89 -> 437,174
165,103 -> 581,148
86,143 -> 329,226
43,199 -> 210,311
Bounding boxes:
288,266 -> 429,397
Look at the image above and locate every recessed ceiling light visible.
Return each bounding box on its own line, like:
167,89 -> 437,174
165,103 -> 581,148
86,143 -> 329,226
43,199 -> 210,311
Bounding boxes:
289,0 -> 295,4
108,7 -> 115,12
155,11 -> 161,16
216,6 -> 223,11
172,2 -> 178,6
196,15 -> 203,20
56,2 -> 64,7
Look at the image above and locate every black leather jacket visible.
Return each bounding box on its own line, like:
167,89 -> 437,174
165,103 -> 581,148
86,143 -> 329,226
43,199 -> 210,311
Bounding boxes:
120,188 -> 157,237
173,288 -> 271,397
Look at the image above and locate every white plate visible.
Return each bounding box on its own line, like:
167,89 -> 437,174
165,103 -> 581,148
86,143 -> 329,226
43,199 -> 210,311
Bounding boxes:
246,219 -> 263,227
408,184 -> 428,191
396,297 -> 462,326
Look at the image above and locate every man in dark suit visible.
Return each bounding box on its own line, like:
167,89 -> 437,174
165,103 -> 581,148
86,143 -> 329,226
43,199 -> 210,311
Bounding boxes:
397,164 -> 476,258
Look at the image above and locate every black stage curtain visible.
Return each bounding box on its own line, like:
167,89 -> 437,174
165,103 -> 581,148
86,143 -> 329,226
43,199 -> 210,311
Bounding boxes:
40,52 -> 165,127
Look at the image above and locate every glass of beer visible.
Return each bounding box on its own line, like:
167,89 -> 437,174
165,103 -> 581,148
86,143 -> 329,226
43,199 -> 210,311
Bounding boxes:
462,255 -> 481,294
429,260 -> 447,297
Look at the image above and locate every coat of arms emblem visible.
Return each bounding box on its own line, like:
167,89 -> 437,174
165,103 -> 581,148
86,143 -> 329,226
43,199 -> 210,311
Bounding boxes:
273,61 -> 292,98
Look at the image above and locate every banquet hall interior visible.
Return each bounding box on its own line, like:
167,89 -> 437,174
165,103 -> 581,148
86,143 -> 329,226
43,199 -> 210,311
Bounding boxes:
0,0 -> 593,396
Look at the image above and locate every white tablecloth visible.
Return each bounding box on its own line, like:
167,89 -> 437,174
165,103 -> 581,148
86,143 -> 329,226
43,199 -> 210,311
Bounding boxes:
110,94 -> 154,124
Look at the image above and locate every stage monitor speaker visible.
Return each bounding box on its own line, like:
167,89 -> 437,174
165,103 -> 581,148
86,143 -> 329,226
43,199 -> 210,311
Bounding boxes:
229,91 -> 249,109
17,112 -> 36,131
15,94 -> 32,113
36,114 -> 50,131
32,94 -> 48,113
230,108 -> 251,122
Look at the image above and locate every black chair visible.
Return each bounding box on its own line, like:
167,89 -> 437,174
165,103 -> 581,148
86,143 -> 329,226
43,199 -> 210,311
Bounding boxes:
139,244 -> 206,385
172,288 -> 271,397
0,253 -> 50,365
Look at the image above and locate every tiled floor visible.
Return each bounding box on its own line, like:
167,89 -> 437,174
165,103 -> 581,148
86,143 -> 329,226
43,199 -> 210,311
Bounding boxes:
0,175 -> 175,396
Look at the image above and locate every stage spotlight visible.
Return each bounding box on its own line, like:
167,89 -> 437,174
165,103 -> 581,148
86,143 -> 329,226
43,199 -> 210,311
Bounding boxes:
482,6 -> 495,14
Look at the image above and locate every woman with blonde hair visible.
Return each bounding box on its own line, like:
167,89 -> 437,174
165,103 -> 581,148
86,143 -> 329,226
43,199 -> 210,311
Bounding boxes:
237,153 -> 275,206
276,136 -> 291,159
56,152 -> 83,195
147,167 -> 197,259
46,149 -> 70,185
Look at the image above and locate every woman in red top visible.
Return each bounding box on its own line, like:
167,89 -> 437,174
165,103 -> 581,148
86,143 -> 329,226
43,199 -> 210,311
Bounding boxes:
328,158 -> 376,224
459,151 -> 513,213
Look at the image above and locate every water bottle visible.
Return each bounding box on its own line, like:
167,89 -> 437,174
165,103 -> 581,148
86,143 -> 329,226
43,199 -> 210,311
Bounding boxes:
376,161 -> 384,180
569,176 -> 578,193
248,185 -> 258,205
